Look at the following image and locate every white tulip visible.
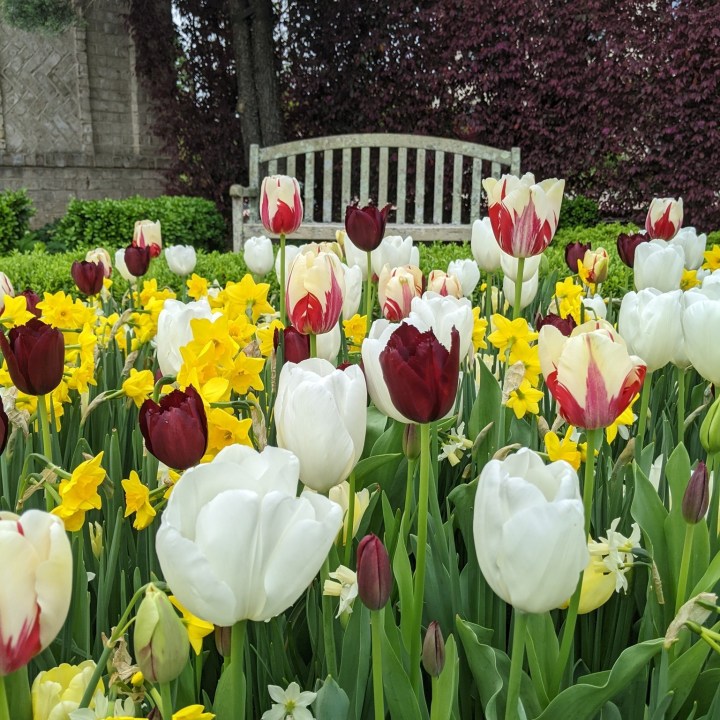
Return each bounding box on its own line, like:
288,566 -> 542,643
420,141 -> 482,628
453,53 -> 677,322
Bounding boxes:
473,448 -> 588,613
448,259 -> 481,298
408,291 -> 475,360
244,235 -> 274,276
371,235 -> 415,276
341,231 -> 369,280
503,270 -> 539,310
317,323 -> 341,363
275,359 -> 367,492
669,227 -> 707,271
470,217 -> 502,272
634,240 -> 685,292
114,248 -> 137,283
156,444 -> 342,625
500,251 -> 542,282
342,263 -> 363,320
274,244 -> 300,284
582,295 -> 607,320
683,294 -> 720,384
165,245 -> 197,277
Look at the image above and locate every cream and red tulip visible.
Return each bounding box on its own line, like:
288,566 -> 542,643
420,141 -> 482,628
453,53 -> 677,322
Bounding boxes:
645,197 -> 683,240
378,264 -> 422,321
260,175 -> 304,236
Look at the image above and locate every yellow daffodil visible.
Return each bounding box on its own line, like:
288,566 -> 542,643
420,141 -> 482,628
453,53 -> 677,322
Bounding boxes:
343,314 -> 367,353
606,393 -> 639,444
52,452 -> 106,532
703,245 -> 720,271
227,314 -> 257,347
169,596 -> 214,655
229,352 -> 265,395
38,291 -> 95,330
554,277 -> 583,322
544,426 -> 582,470
186,273 -> 209,300
121,470 -> 156,530
681,269 -> 701,291
206,408 -> 253,454
505,378 -> 543,419
0,294 -> 34,327
487,315 -> 538,357
471,307 -> 488,352
172,705 -> 215,720
122,369 -> 156,407
223,275 -> 275,322
507,340 -> 541,384
256,319 -> 285,357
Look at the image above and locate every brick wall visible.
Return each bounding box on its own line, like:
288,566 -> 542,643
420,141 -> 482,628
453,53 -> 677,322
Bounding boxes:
0,0 -> 169,226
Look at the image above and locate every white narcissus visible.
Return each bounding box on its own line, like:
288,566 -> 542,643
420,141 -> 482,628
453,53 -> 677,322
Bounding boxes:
286,250 -> 345,335
645,197 -> 683,240
447,258 -> 481,298
244,236 -> 274,276
155,298 -> 219,377
164,245 -> 197,277
633,240 -> 685,292
503,271 -> 539,310
472,448 -> 588,613
371,235 -> 416,276
275,358 -> 367,493
618,289 -> 684,372
470,217 -> 502,272
669,226 -> 706,270
538,319 -> 647,429
407,291 -> 474,361
0,510 -> 73,675
155,444 -> 342,626
342,263 -> 363,320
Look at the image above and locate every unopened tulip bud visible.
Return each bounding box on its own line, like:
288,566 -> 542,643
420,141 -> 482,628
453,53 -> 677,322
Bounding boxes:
356,534 -> 392,610
134,583 -> 189,683
403,423 -> 421,460
422,621 -> 445,677
682,462 -> 710,524
582,248 -> 609,284
214,625 -> 232,657
700,395 -> 720,454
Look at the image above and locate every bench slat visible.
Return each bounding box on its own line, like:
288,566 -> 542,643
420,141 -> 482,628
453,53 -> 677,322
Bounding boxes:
415,149 -> 426,223
360,147 -> 370,203
249,144 -> 259,189
452,154 -> 463,224
323,150 -> 333,222
305,152 -> 315,221
491,161 -> 501,179
471,158 -> 483,219
378,147 -> 389,207
268,159 -> 277,176
396,147 -> 407,223
433,150 -> 444,224
341,148 -> 351,208
287,155 -> 296,177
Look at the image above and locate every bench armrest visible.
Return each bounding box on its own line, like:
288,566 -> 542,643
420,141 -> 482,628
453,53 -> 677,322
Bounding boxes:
230,184 -> 258,199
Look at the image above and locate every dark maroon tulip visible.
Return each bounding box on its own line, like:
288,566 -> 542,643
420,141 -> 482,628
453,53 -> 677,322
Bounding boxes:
273,326 -> 310,363
616,232 -> 650,268
71,260 -> 105,296
682,462 -> 709,524
379,323 -> 460,424
345,202 -> 392,252
19,289 -> 41,318
564,241 -> 591,273
357,534 -> 392,610
0,319 -> 65,396
139,385 -> 208,470
535,312 -> 577,336
0,397 -> 8,456
422,621 -> 445,677
124,245 -> 152,277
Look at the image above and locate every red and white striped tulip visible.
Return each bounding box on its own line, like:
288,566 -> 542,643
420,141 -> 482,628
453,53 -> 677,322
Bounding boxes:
539,319 -> 647,429
0,510 -> 72,675
132,220 -> 162,258
483,173 -> 565,258
378,264 -> 423,322
645,197 -> 683,240
260,175 -> 303,236
286,250 -> 345,335
427,270 -> 463,299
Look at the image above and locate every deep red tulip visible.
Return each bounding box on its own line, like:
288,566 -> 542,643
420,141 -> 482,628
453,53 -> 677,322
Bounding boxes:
564,242 -> 591,273
0,397 -> 8,456
682,462 -> 709,524
139,386 -> 208,470
616,232 -> 650,268
345,203 -> 392,252
124,245 -> 152,277
535,312 -> 576,336
0,319 -> 65,396
71,260 -> 105,296
19,289 -> 41,318
356,534 -> 392,610
379,323 -> 460,424
273,326 -> 310,363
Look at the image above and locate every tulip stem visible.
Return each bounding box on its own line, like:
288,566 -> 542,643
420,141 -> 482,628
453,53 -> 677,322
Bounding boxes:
402,456 -> 418,545
636,370 -> 653,458
366,250 -> 373,335
322,556 -> 338,678
677,367 -> 686,445
36,394 -> 53,463
371,608 -> 385,720
410,422 -> 431,696
159,682 -> 173,720
231,620 -> 247,720
550,427 -> 602,697
506,611 -> 528,720
0,675 -> 10,720
676,523 -> 695,613
513,257 -> 525,320
280,232 -> 287,325
344,472 -> 357,567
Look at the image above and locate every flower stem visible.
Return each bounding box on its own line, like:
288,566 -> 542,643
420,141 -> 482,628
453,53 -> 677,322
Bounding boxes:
36,394 -> 53,463
231,620 -> 247,720
513,257 -> 525,320
366,250 -> 373,336
677,366 -> 686,445
409,423 -> 431,696
402,456 -> 418,545
280,232 -> 286,325
344,471 -> 357,567
550,427 -> 602,697
371,608 -> 385,720
676,523 -> 695,613
636,370 -> 653,458
322,556 -> 338,677
160,682 -> 173,720
0,675 -> 10,720
505,611 -> 528,720
309,332 -> 317,358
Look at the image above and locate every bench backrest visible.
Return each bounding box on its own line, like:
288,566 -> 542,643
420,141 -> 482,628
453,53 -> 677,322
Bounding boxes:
248,133 -> 521,225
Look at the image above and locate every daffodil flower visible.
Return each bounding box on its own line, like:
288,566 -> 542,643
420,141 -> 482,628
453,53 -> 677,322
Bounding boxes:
261,682 -> 317,720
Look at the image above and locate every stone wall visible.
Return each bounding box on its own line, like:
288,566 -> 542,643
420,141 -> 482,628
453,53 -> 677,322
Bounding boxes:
0,0 -> 169,227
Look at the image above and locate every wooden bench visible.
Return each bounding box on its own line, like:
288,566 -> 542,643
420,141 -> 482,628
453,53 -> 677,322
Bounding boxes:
229,133 -> 521,251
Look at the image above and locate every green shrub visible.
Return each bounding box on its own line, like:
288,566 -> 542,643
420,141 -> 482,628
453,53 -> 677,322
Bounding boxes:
0,189 -> 35,254
53,196 -> 228,252
558,195 -> 601,229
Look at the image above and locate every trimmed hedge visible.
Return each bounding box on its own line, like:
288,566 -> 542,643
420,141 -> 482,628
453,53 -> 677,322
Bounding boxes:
53,196 -> 228,252
0,189 -> 35,254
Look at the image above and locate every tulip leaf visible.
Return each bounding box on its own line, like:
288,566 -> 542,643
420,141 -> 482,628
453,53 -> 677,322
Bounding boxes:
665,443 -> 691,516
339,604 -> 371,720
525,611 -> 559,707
468,359 -> 501,464
691,548 -> 720,596
456,617 -> 540,720
666,630 -> 712,718
354,453 -> 403,489
535,639 -> 664,720
430,634 -> 459,720
381,618 -> 423,720
314,675 -> 350,720
363,406 -> 389,458
392,529 -> 415,652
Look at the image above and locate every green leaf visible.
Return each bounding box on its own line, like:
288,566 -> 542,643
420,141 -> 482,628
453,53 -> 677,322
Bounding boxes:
354,453 -> 403,489
468,359 -> 501,465
392,531 -> 415,652
430,635 -> 459,720
339,604 -> 371,720
667,636 -> 711,718
314,676 -> 350,720
363,406 -> 389,458
525,612 -> 559,707
536,640 -> 664,719
382,620 -> 423,720
4,666 -> 31,720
